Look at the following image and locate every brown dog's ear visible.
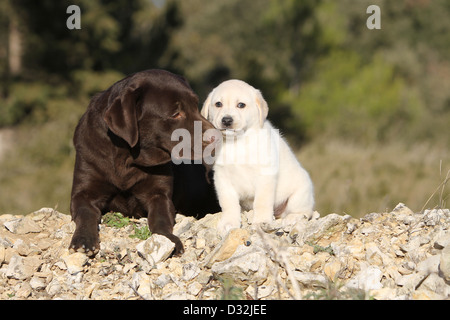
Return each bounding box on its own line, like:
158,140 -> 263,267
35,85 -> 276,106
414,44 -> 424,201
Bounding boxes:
255,89 -> 268,127
200,90 -> 214,120
104,85 -> 141,148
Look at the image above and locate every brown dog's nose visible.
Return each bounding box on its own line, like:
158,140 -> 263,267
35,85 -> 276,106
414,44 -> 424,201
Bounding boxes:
221,116 -> 233,127
203,128 -> 221,144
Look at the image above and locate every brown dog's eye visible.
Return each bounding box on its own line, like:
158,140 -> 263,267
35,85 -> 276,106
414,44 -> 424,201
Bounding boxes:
171,111 -> 184,119
237,102 -> 246,108
215,102 -> 222,108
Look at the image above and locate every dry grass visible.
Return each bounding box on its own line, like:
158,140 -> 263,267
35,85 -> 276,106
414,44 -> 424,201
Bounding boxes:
0,122 -> 448,218
297,139 -> 450,217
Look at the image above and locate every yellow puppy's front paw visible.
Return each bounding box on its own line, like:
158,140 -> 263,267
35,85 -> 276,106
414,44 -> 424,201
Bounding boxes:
217,215 -> 241,237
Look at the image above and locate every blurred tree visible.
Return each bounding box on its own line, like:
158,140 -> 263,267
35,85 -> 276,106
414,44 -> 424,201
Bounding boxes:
9,0 -> 182,80
337,0 -> 450,115
0,0 -> 449,215
286,50 -> 423,143
334,0 -> 450,143
171,0 -> 331,142
0,0 -> 21,98
0,0 -> 183,126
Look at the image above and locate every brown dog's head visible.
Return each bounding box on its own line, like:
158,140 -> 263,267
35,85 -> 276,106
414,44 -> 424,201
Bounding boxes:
102,69 -> 218,166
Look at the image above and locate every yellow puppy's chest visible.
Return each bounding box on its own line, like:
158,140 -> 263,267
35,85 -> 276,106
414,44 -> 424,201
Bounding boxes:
215,134 -> 279,203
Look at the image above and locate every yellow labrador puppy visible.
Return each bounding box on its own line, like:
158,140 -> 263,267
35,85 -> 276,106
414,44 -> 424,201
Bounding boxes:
201,80 -> 314,235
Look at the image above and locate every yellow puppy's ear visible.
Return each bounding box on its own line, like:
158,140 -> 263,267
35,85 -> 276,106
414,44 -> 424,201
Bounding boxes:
201,90 -> 213,120
255,89 -> 268,127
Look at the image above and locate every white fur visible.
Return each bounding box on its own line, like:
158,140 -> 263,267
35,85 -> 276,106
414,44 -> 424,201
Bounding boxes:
201,80 -> 314,236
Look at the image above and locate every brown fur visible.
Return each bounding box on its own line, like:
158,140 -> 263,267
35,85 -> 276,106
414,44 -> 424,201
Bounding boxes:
69,69 -> 219,256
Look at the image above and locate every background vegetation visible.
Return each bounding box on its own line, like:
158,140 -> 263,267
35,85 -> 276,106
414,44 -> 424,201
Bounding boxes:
0,0 -> 449,216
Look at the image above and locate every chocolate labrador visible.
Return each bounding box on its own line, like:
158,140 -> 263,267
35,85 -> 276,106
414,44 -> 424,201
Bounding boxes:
69,69 -> 220,256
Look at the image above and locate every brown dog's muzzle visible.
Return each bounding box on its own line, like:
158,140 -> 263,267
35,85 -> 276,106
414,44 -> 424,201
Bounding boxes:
192,116 -> 222,164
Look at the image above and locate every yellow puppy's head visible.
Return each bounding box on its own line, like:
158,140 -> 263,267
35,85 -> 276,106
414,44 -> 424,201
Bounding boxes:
201,80 -> 268,136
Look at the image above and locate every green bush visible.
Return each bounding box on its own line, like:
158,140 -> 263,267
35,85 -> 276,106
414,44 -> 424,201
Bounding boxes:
286,50 -> 424,144
71,70 -> 124,97
0,82 -> 66,126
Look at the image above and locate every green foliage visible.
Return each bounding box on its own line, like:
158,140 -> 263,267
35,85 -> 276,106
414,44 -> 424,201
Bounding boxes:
286,50 -> 424,143
130,224 -> 152,241
102,212 -> 151,240
305,241 -> 335,255
102,212 -> 131,228
71,70 -> 124,97
0,82 -> 66,126
304,280 -> 371,300
218,277 -> 245,300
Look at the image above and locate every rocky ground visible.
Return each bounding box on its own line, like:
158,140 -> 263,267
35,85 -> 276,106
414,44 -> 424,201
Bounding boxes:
0,204 -> 449,300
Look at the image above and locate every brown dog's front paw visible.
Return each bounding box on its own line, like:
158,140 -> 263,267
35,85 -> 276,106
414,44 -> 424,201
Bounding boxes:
163,233 -> 184,256
173,239 -> 185,256
69,229 -> 99,257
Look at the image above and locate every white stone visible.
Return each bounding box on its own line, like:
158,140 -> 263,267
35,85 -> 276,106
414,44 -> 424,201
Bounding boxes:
15,282 -> 32,298
163,292 -> 195,300
196,238 -> 206,248
0,200 -> 449,300
155,274 -> 172,288
137,274 -> 152,299
416,255 -> 441,274
396,272 -> 427,289
204,228 -> 250,267
211,245 -> 269,285
345,266 -> 383,291
418,272 -> 449,296
62,252 -> 88,275
434,232 -> 450,249
46,278 -> 62,297
4,217 -> 41,234
245,283 -> 275,299
30,276 -> 47,290
290,213 -> 344,244
423,208 -> 450,226
5,255 -> 41,280
0,246 -> 5,265
136,234 -> 175,265
439,245 -> 450,281
370,288 -> 399,300
182,262 -> 200,281
392,203 -> 415,216
187,281 -> 203,296
173,216 -> 196,238
293,271 -> 327,288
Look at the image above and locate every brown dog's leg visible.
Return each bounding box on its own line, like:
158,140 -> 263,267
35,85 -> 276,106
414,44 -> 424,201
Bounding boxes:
69,194 -> 103,256
146,194 -> 184,255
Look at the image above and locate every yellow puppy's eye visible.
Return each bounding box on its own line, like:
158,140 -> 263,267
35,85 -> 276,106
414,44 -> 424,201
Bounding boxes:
215,101 -> 222,108
237,102 -> 246,108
